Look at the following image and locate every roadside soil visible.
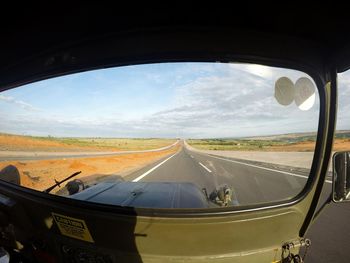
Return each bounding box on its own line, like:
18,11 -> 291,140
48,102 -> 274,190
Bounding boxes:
0,145 -> 180,193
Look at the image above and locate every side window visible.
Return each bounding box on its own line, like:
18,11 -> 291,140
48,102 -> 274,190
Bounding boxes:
336,71 -> 350,149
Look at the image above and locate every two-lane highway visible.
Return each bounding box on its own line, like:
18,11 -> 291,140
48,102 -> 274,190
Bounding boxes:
125,143 -> 309,205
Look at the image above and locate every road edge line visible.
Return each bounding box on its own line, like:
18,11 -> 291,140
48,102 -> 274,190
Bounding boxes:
132,152 -> 179,182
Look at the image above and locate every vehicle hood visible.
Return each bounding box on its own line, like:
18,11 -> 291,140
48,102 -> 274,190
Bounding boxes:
69,181 -> 212,208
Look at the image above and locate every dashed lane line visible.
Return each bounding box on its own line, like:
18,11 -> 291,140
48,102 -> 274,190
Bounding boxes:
199,162 -> 212,173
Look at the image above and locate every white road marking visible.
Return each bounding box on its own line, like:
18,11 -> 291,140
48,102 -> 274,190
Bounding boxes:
199,162 -> 212,173
207,154 -> 332,184
132,152 -> 179,182
190,155 -> 194,158
346,191 -> 350,199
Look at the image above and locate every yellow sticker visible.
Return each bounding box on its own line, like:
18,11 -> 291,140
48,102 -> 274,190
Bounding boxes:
52,212 -> 94,243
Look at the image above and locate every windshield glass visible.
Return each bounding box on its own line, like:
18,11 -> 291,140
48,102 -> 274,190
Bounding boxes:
0,62 -> 320,209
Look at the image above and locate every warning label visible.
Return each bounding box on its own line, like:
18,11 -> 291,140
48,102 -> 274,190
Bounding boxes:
52,212 -> 94,243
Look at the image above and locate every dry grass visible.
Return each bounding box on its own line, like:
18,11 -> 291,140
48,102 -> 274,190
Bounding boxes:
188,138 -> 350,152
0,133 -> 175,152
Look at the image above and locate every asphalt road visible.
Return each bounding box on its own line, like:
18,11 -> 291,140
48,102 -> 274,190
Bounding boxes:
125,145 -> 348,263
305,185 -> 350,263
125,146 -> 308,205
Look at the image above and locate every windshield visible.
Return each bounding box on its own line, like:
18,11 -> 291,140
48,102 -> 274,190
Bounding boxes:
0,62 -> 320,209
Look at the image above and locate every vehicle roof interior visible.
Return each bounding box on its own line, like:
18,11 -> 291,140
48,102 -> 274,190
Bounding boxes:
0,4 -> 348,90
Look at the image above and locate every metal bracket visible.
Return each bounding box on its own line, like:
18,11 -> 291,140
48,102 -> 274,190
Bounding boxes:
281,238 -> 311,263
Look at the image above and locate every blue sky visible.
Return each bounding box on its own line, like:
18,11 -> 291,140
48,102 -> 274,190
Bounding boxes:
0,62 -> 342,138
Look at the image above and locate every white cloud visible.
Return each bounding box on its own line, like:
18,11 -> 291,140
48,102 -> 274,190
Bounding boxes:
0,63 -> 323,138
233,64 -> 274,79
0,95 -> 40,111
147,68 -> 320,138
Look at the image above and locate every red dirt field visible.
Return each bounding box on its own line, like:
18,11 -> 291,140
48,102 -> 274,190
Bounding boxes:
0,145 -> 180,193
